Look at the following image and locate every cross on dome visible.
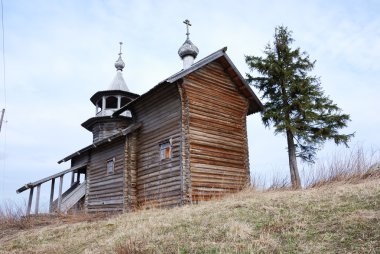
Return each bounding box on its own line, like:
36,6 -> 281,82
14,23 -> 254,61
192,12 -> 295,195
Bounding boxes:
183,19 -> 191,39
178,19 -> 199,69
115,42 -> 125,71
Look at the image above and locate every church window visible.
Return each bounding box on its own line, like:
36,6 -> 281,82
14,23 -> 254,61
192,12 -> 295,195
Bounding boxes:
106,158 -> 115,174
160,140 -> 172,160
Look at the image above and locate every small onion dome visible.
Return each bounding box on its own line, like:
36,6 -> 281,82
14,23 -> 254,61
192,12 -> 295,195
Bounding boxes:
178,38 -> 199,59
114,54 -> 125,71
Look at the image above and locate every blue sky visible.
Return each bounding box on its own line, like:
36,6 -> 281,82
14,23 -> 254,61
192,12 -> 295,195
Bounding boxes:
0,0 -> 379,208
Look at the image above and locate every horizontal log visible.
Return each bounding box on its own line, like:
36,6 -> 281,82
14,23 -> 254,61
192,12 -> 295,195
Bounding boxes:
87,191 -> 124,200
88,186 -> 124,196
190,147 -> 244,161
190,168 -> 246,178
86,207 -> 123,213
191,162 -> 246,173
137,164 -> 180,180
186,84 -> 246,110
191,158 -> 244,168
91,179 -> 123,188
189,136 -> 245,152
138,178 -> 181,193
189,129 -> 244,146
138,184 -> 181,198
87,199 -> 123,206
186,74 -> 244,101
137,175 -> 181,189
138,190 -> 182,201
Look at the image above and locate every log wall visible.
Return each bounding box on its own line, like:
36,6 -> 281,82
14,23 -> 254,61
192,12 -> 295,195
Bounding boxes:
182,61 -> 250,201
85,138 -> 125,212
124,132 -> 138,212
132,83 -> 182,208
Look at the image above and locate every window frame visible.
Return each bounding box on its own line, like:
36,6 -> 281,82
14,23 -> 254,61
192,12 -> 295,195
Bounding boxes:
106,157 -> 115,175
159,139 -> 172,161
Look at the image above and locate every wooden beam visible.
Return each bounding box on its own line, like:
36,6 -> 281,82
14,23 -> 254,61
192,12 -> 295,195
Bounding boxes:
57,175 -> 64,213
49,178 -> 55,213
16,163 -> 87,193
71,172 -> 75,186
26,187 -> 34,216
35,185 -> 41,214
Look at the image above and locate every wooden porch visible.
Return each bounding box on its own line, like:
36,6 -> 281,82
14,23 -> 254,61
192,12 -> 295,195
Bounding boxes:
16,164 -> 87,215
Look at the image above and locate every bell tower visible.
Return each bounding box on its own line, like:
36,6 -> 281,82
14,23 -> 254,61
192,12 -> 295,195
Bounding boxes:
81,43 -> 139,142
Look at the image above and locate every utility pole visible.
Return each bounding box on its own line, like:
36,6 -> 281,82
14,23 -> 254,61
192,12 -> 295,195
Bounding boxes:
0,108 -> 5,133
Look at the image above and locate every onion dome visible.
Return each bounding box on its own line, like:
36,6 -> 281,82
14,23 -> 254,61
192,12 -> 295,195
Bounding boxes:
108,42 -> 129,91
114,54 -> 125,71
178,38 -> 199,59
178,19 -> 199,69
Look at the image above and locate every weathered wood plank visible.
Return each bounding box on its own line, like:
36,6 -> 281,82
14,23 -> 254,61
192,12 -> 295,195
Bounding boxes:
132,83 -> 182,209
181,61 -> 250,201
16,163 -> 87,194
26,187 -> 34,216
57,175 -> 64,212
49,178 -> 55,213
34,185 -> 41,214
86,138 -> 125,212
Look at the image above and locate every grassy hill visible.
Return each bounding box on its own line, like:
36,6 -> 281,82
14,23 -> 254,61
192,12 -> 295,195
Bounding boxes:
1,176 -> 379,254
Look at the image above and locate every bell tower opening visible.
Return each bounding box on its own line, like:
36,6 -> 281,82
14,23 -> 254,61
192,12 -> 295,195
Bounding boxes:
82,42 -> 140,142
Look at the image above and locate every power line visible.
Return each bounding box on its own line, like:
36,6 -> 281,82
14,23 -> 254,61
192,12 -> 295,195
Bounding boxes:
1,0 -> 5,108
0,0 -> 6,196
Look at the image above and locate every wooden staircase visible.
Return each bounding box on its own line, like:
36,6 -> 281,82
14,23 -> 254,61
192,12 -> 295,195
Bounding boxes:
51,181 -> 86,213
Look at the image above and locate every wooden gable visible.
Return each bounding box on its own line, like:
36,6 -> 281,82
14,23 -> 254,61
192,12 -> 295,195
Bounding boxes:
180,60 -> 250,201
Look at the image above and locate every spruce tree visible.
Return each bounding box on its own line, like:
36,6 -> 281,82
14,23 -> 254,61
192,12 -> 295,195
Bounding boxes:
245,26 -> 354,188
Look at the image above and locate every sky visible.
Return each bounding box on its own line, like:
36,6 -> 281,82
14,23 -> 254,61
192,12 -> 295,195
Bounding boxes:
0,0 -> 379,209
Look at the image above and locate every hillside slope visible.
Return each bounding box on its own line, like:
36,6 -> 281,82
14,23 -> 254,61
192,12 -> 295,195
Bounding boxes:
1,179 -> 379,253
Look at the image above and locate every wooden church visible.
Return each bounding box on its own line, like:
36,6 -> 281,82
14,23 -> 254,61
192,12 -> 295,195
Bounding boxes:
16,20 -> 263,214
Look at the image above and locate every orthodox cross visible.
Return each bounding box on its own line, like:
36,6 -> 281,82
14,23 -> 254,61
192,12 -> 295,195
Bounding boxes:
119,42 -> 123,55
183,19 -> 191,39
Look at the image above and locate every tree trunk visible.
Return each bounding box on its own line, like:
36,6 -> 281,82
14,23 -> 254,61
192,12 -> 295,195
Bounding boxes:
286,130 -> 301,188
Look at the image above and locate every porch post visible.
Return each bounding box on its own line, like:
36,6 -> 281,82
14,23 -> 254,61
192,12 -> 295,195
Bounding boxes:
35,184 -> 41,214
26,187 -> 34,216
49,178 -> 55,213
57,175 -> 64,213
76,172 -> 80,183
71,172 -> 75,186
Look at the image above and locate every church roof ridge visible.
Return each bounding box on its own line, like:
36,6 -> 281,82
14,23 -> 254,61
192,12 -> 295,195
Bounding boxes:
113,47 -> 263,116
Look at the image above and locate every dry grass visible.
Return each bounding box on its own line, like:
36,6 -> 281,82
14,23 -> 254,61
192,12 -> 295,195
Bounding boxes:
1,176 -> 379,253
0,203 -> 114,245
303,145 -> 380,188
1,146 -> 379,253
251,145 -> 380,190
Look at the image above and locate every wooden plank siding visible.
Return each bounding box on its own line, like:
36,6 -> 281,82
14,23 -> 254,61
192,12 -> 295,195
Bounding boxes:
131,83 -> 183,208
85,139 -> 126,213
181,61 -> 250,201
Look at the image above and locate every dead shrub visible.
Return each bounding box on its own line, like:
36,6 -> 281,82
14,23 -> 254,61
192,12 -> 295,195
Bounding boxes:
302,145 -> 380,188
